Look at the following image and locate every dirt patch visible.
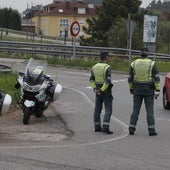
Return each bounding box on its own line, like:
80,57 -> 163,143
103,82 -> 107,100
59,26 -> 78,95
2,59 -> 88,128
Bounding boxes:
0,103 -> 71,144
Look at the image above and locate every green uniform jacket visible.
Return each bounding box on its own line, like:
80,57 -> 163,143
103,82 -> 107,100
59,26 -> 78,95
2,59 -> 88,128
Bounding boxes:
128,58 -> 160,95
90,62 -> 113,93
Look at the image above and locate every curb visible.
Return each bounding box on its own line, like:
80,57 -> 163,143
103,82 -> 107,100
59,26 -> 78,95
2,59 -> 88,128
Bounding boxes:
0,64 -> 12,72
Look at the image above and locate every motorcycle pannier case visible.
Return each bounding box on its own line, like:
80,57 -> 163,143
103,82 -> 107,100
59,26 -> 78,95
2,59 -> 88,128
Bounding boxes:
53,84 -> 62,101
0,93 -> 12,115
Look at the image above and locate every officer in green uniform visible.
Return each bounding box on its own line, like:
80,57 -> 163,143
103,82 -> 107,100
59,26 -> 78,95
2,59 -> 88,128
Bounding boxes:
128,47 -> 160,136
90,51 -> 113,134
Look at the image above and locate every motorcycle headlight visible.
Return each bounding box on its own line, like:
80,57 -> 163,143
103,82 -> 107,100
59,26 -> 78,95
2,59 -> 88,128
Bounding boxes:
23,82 -> 41,92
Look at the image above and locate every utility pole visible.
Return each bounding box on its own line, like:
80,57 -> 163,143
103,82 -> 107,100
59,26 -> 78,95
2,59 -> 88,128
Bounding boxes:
168,30 -> 170,55
26,2 -> 29,42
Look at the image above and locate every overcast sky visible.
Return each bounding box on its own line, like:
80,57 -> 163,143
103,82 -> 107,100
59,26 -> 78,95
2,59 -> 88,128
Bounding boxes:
0,0 -> 155,13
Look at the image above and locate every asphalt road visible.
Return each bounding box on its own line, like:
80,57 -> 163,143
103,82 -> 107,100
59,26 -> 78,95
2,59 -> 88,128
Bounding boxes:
0,59 -> 170,170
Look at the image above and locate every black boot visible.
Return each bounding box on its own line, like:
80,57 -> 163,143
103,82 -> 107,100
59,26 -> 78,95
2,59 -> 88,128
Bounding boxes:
129,127 -> 136,135
95,128 -> 102,132
102,125 -> 113,134
149,128 -> 157,136
94,125 -> 102,132
102,129 -> 113,134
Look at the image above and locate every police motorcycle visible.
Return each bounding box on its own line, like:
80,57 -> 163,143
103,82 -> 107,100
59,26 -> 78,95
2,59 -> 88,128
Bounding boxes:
15,58 -> 62,124
0,90 -> 12,115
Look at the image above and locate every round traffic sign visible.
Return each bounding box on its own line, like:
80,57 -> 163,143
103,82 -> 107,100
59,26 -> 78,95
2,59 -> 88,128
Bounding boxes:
70,21 -> 80,36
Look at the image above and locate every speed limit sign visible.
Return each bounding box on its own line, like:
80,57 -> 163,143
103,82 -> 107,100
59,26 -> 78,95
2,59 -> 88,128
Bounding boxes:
70,21 -> 80,37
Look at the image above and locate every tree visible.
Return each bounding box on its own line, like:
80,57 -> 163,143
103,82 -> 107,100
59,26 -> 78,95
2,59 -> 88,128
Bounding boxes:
0,8 -> 21,30
80,0 -> 142,47
22,5 -> 42,19
148,0 -> 170,11
107,17 -> 127,48
80,0 -> 141,46
8,9 -> 21,30
0,8 -> 9,28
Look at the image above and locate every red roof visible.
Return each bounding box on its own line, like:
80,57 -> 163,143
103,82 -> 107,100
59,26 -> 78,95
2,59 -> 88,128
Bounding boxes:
35,1 -> 100,16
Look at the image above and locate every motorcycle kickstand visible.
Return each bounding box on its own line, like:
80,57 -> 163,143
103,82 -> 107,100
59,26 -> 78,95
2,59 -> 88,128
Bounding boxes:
41,113 -> 47,121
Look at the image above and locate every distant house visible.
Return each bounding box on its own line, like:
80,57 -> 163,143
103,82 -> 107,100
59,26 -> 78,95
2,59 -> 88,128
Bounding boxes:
21,19 -> 35,33
32,0 -> 100,38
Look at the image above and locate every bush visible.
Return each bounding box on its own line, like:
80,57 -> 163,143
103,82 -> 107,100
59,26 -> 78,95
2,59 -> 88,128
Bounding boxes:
0,71 -> 20,102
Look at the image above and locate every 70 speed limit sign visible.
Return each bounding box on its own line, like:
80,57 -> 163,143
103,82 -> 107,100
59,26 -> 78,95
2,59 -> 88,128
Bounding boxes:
70,21 -> 80,37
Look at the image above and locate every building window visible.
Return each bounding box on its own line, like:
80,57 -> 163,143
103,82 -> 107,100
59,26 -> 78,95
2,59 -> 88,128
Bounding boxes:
78,20 -> 85,25
58,9 -> 63,13
40,18 -> 48,25
78,8 -> 86,14
60,19 -> 69,27
59,30 -> 65,38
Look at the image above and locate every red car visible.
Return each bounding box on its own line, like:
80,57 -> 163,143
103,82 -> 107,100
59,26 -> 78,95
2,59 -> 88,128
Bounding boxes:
163,73 -> 170,109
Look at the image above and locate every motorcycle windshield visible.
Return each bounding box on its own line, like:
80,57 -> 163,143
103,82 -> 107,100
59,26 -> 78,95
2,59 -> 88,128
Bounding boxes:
25,58 -> 47,75
25,58 -> 47,85
25,58 -> 59,85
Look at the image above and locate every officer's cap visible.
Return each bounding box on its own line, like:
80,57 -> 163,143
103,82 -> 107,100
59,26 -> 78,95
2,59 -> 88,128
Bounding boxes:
141,47 -> 149,52
100,51 -> 109,60
140,47 -> 149,57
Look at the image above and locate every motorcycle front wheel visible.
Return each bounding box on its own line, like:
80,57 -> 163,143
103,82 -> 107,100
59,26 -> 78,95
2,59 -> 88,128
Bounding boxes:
23,107 -> 31,124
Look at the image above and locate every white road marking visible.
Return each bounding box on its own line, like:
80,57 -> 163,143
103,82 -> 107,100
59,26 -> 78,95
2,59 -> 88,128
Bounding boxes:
112,79 -> 127,83
2,77 -> 167,150
156,118 -> 170,121
0,86 -> 129,150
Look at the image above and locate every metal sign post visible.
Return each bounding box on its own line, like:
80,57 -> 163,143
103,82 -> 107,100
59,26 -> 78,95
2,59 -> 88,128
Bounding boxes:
70,21 -> 80,58
126,18 -> 136,68
73,38 -> 76,58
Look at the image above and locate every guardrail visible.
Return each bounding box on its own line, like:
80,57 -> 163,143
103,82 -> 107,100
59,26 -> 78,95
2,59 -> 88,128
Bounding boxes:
0,40 -> 170,60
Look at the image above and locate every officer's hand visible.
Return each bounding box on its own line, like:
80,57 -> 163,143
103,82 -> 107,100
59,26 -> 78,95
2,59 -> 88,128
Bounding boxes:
154,90 -> 160,99
130,89 -> 134,95
95,89 -> 102,95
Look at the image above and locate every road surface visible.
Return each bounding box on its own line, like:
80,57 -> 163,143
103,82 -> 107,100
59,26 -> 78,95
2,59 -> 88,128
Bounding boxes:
0,58 -> 169,170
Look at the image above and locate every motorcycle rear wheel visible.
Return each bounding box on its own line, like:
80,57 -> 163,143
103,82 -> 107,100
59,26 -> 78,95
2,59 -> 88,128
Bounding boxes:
23,107 -> 31,124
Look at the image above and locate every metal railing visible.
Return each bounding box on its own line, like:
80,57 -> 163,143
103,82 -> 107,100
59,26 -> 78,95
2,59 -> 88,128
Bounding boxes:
0,40 -> 170,60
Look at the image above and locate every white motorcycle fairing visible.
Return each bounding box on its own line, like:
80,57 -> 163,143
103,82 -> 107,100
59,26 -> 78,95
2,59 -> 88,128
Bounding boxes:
24,100 -> 35,107
15,58 -> 63,124
1,94 -> 12,115
53,83 -> 62,101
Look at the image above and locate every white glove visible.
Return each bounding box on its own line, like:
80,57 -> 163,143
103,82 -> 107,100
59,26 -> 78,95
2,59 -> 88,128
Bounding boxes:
154,90 -> 160,99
